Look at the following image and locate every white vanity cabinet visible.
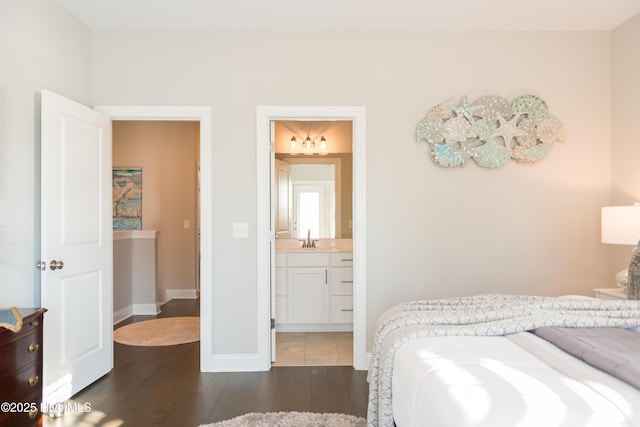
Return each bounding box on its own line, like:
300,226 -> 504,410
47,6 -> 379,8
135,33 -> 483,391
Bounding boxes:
275,250 -> 353,331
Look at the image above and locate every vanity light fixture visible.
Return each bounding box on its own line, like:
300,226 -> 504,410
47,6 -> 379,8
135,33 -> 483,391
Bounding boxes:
289,135 -> 328,156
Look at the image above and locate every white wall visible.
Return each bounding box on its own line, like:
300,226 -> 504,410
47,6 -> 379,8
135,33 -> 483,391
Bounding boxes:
91,30 -> 614,354
0,0 -> 91,306
611,14 -> 640,277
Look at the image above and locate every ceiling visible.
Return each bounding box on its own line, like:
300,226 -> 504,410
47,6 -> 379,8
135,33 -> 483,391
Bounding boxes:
57,0 -> 640,32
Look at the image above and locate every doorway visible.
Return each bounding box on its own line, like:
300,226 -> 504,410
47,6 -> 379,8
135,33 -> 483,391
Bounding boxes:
272,121 -> 352,366
95,105 -> 215,371
256,106 -> 367,371
112,120 -> 200,309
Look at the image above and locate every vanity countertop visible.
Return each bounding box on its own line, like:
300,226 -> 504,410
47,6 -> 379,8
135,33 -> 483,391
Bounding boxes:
276,247 -> 352,252
275,238 -> 352,252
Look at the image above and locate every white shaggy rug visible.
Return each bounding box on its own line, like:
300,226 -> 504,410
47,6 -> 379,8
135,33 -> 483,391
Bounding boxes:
201,411 -> 366,426
114,317 -> 199,346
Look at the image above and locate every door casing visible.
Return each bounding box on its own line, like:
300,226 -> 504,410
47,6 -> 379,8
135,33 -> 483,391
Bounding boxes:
256,105 -> 367,370
95,106 -> 214,371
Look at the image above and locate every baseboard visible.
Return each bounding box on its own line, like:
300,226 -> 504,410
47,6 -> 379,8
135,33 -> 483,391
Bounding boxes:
276,323 -> 353,333
132,303 -> 160,315
204,353 -> 266,372
113,303 -> 161,325
165,289 -> 199,300
113,306 -> 133,325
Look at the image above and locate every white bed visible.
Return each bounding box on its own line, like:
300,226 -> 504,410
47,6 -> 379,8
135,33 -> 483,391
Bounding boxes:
367,294 -> 640,427
392,331 -> 640,426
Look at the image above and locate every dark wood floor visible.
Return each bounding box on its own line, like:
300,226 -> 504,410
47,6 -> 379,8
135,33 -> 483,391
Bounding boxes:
44,299 -> 369,427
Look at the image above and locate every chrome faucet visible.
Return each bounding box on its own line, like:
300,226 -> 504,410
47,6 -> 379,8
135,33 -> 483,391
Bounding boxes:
300,229 -> 317,248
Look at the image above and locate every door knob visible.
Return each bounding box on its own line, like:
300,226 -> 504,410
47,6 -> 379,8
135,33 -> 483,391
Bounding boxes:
49,260 -> 64,270
36,261 -> 46,271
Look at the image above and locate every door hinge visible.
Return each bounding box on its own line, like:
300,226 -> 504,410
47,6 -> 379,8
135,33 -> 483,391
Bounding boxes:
270,318 -> 275,329
269,142 -> 275,153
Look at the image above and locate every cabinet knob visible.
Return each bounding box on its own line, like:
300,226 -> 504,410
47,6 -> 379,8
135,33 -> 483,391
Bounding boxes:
28,374 -> 39,386
28,342 -> 40,353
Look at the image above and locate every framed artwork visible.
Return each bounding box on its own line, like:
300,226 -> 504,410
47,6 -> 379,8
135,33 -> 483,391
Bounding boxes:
112,167 -> 142,230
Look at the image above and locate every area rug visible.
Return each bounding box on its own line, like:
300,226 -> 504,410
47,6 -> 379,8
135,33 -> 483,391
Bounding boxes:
200,412 -> 366,427
114,316 -> 199,346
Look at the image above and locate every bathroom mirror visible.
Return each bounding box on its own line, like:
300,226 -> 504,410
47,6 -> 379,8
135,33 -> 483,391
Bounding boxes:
274,120 -> 353,239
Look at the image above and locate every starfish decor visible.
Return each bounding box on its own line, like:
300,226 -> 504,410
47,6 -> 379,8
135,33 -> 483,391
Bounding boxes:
416,95 -> 565,168
492,113 -> 527,149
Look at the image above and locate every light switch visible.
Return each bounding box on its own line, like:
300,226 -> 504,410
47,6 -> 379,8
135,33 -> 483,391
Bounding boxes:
184,220 -> 190,229
232,222 -> 249,238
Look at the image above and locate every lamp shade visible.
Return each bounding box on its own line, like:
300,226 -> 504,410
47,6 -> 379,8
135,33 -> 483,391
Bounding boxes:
601,205 -> 640,245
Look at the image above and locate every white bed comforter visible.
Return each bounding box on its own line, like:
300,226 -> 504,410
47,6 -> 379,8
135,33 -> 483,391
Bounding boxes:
367,294 -> 640,427
392,333 -> 640,426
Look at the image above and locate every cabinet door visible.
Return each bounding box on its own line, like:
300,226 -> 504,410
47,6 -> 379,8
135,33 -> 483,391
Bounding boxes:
288,268 -> 329,323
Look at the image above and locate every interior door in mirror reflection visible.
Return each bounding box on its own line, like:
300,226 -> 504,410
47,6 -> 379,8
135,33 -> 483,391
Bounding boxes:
294,184 -> 333,238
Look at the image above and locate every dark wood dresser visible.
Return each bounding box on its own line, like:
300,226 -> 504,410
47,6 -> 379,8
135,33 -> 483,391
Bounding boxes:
0,308 -> 46,427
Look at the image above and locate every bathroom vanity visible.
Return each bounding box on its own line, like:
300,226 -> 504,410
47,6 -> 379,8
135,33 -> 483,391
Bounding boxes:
275,244 -> 353,332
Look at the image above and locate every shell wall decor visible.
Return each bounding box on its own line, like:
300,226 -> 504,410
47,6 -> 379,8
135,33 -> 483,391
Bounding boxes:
417,95 -> 565,168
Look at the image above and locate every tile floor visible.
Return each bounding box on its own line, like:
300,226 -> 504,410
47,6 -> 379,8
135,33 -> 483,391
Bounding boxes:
273,332 -> 353,366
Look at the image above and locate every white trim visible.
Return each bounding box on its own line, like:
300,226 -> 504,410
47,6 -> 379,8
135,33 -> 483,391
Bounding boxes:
206,353 -> 261,372
165,289 -> 199,300
112,303 -> 161,325
256,105 -> 367,371
95,105 -> 214,371
113,306 -> 133,325
131,303 -> 160,315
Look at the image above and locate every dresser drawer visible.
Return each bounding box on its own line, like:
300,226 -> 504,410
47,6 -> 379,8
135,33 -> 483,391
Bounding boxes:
0,403 -> 41,427
2,361 -> 42,404
0,329 -> 41,382
330,296 -> 353,323
0,309 -> 45,427
330,252 -> 353,267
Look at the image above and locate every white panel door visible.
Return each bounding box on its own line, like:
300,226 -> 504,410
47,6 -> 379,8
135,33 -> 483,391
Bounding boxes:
40,90 -> 113,402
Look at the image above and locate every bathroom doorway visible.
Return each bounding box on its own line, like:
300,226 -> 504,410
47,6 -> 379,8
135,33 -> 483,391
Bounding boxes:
272,120 -> 353,367
256,105 -> 367,371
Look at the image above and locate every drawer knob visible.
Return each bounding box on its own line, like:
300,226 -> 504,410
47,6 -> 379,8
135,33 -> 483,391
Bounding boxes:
28,342 -> 40,353
28,374 -> 39,386
28,407 -> 39,419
